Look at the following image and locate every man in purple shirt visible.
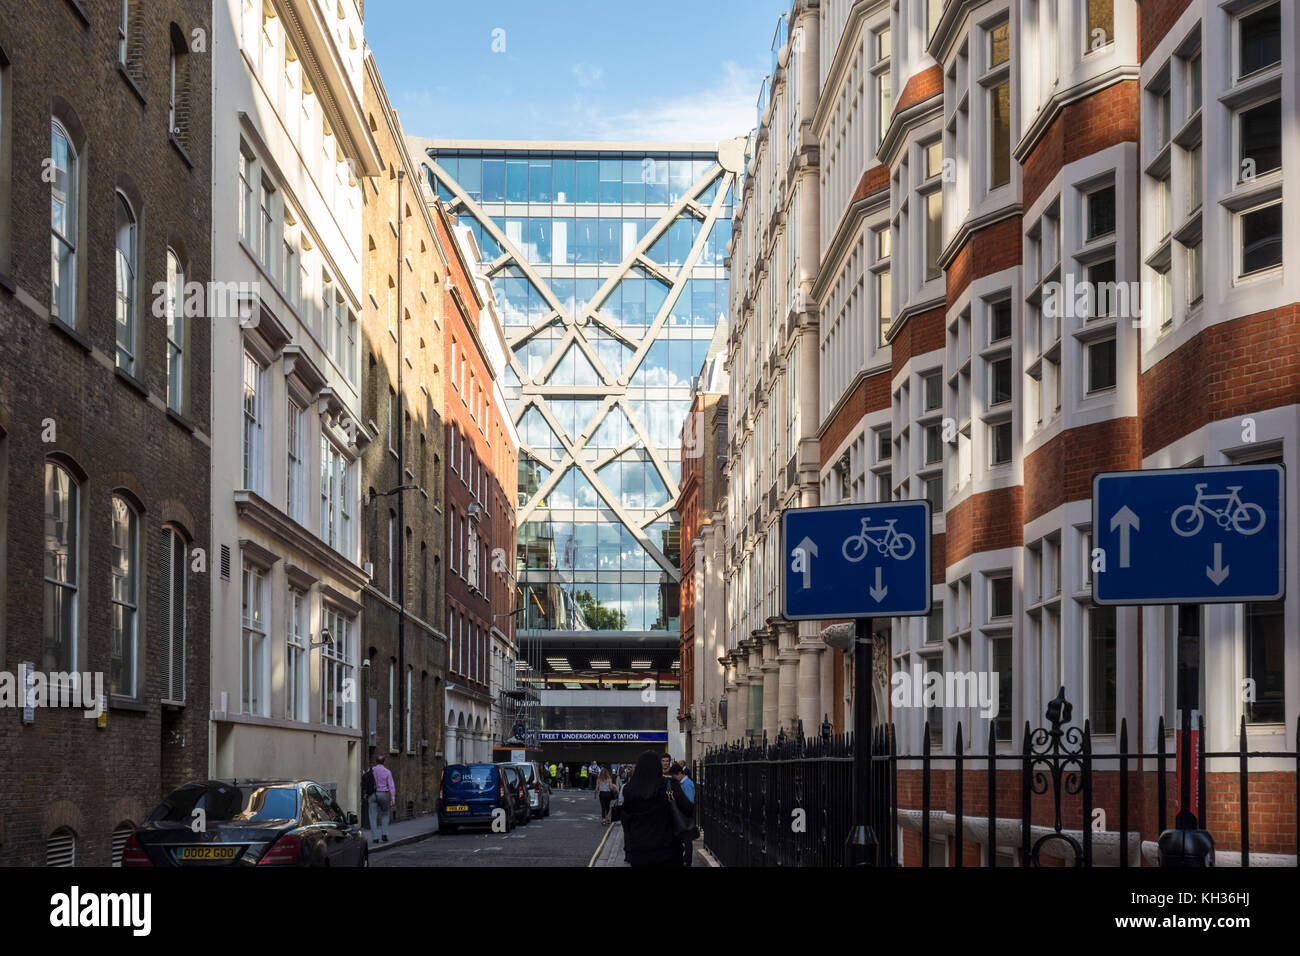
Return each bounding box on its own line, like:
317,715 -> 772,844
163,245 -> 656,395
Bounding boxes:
369,754 -> 395,843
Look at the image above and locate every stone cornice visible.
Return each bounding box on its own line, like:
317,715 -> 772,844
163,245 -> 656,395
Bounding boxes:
234,489 -> 371,592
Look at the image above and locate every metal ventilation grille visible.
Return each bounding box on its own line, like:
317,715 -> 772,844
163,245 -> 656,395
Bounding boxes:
111,824 -> 134,867
220,544 -> 232,581
46,830 -> 75,867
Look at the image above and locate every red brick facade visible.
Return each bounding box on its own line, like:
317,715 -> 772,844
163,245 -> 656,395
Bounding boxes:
943,487 -> 1026,565
1022,81 -> 1141,210
1024,418 -> 1142,522
1139,305 -> 1300,458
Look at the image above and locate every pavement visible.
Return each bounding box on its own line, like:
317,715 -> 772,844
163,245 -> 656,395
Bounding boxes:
591,816 -> 717,867
364,811 -> 441,855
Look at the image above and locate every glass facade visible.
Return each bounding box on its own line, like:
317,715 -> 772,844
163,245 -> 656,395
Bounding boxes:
427,147 -> 735,635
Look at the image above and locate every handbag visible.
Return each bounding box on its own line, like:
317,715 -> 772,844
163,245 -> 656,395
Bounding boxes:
665,780 -> 699,841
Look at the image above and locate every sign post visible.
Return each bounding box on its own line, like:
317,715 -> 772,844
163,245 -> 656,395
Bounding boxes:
783,500 -> 932,865
1093,464 -> 1284,865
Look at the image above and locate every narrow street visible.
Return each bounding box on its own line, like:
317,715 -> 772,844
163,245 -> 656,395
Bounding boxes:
374,790 -> 611,867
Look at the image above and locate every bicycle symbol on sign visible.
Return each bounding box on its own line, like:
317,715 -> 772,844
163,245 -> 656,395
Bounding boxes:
842,517 -> 916,562
1170,484 -> 1267,537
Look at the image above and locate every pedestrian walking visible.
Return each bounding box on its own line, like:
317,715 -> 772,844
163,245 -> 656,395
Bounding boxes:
588,760 -> 599,791
619,750 -> 692,868
671,762 -> 696,866
367,754 -> 395,844
549,762 -> 559,790
596,767 -> 616,824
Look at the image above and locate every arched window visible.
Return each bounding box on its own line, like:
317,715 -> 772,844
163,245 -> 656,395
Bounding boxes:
114,192 -> 138,373
46,828 -> 76,867
43,461 -> 79,671
161,525 -> 187,705
109,495 -> 139,698
111,821 -> 136,867
50,120 -> 78,325
166,249 -> 185,413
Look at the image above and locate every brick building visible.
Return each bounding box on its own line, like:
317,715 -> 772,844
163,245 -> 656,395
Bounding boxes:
356,54 -> 448,822
677,327 -> 730,761
0,0 -> 212,865
429,201 -> 519,764
722,0 -> 1298,864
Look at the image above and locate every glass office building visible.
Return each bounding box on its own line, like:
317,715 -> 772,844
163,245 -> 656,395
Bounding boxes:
421,143 -> 737,653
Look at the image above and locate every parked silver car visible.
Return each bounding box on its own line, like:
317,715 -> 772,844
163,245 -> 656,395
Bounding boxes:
513,761 -> 551,818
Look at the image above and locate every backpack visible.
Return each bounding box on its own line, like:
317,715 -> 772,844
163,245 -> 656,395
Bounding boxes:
361,768 -> 376,798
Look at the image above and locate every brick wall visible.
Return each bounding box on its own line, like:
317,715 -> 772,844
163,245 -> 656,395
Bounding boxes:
1022,81 -> 1140,210
359,65 -> 449,818
1139,0 -> 1196,62
890,306 -> 946,384
890,64 -> 943,120
0,0 -> 212,865
945,215 -> 1024,304
820,369 -> 890,468
1140,305 -> 1300,458
944,487 -> 1025,565
1024,418 -> 1142,522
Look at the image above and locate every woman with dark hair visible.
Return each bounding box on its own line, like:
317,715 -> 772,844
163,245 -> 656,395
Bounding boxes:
619,750 -> 693,867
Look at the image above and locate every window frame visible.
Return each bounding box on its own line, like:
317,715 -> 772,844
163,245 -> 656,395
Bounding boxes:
43,461 -> 80,673
109,495 -> 139,698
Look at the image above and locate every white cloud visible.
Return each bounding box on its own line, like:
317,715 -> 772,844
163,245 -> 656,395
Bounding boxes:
572,63 -> 605,88
568,60 -> 760,143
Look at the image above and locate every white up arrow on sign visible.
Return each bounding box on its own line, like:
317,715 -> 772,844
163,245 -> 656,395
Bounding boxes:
869,567 -> 888,602
795,537 -> 819,590
1110,505 -> 1140,568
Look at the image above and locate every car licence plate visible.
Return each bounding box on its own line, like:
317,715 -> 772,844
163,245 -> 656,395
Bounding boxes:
445,805 -> 468,812
178,846 -> 238,861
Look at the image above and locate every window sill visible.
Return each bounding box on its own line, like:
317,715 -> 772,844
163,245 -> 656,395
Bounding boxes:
109,696 -> 149,713
63,0 -> 89,26
114,366 -> 150,399
167,406 -> 196,433
117,62 -> 147,107
49,317 -> 92,353
169,134 -> 194,169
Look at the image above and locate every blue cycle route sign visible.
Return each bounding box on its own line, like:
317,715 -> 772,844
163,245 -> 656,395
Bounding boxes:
782,501 -> 931,620
1092,464 -> 1286,605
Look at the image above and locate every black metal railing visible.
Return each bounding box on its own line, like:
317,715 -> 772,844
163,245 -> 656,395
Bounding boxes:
695,690 -> 1300,867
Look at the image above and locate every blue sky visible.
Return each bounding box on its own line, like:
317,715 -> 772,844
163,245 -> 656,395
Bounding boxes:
364,0 -> 791,143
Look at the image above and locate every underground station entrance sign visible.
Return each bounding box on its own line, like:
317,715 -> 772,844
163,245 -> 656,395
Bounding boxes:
1092,464 -> 1286,605
782,500 -> 931,620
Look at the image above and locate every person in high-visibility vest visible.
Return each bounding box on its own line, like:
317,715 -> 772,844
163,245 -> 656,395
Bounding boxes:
549,763 -> 559,789
579,763 -> 589,789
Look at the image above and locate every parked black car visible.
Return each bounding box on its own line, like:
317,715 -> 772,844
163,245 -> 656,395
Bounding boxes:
498,764 -> 532,828
122,779 -> 367,867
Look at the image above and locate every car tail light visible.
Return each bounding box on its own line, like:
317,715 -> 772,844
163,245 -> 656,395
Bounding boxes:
258,833 -> 301,866
121,835 -> 151,867
499,779 -> 506,799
